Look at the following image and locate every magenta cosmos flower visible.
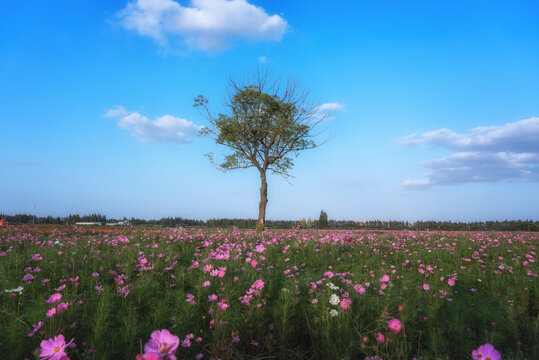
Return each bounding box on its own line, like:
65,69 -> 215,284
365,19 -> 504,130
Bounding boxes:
136,354 -> 159,360
388,318 -> 403,333
144,329 -> 179,360
472,343 -> 501,360
40,334 -> 74,360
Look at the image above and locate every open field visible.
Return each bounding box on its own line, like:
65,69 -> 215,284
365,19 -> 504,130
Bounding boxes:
1,226 -> 537,359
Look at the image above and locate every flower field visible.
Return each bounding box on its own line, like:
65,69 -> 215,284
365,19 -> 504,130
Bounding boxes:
1,226 -> 537,359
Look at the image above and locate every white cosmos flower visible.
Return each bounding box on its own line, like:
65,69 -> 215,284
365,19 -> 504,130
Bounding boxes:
329,294 -> 340,305
329,309 -> 338,317
5,286 -> 24,293
327,282 -> 340,290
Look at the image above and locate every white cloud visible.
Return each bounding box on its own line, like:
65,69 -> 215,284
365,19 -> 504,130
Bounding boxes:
105,105 -> 202,144
311,102 -> 344,123
400,117 -> 539,188
116,0 -> 288,52
401,179 -> 431,189
104,106 -> 128,118
317,102 -> 343,112
398,117 -> 539,153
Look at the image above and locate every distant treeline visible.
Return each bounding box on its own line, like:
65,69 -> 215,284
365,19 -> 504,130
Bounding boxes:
1,213 -> 538,231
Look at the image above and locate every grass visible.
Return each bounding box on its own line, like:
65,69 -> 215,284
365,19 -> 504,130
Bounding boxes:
0,226 -> 537,359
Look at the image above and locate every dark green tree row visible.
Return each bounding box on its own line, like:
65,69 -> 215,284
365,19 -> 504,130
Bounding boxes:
1,213 -> 537,231
64,213 -> 107,225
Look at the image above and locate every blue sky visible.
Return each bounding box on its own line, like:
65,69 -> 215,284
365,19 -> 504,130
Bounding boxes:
1,0 -> 538,221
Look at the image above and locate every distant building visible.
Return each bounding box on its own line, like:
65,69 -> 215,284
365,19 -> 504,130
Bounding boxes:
75,222 -> 102,226
105,220 -> 131,226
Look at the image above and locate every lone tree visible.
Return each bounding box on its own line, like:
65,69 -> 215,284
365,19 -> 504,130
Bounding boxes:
194,69 -> 330,227
318,210 -> 328,229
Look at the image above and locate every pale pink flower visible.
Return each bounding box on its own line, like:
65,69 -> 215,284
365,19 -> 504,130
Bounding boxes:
39,334 -> 75,360
143,329 -> 179,360
472,343 -> 501,360
46,293 -> 62,304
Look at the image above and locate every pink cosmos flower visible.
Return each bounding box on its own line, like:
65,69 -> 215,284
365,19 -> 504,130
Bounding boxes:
380,274 -> 390,282
32,254 -> 43,261
448,279 -> 455,287
144,329 -> 179,360
46,293 -> 62,304
423,283 -> 430,291
57,302 -> 69,312
28,321 -> 44,337
136,354 -> 159,360
471,343 -> 501,360
39,334 -> 75,360
218,300 -> 229,311
181,338 -> 191,348
354,283 -> 366,294
388,318 -> 403,333
46,307 -> 57,318
340,298 -> 352,310
376,332 -> 385,344
252,279 -> 264,290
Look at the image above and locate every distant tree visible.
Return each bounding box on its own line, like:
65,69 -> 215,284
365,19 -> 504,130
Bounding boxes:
318,210 -> 328,229
195,69 -> 331,227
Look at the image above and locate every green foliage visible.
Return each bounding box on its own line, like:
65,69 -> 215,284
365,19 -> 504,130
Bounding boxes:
256,222 -> 265,232
0,227 -> 538,359
2,212 -> 538,231
318,210 -> 328,229
194,84 -> 316,176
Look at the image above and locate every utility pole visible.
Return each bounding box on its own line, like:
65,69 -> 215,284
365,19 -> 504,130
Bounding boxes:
33,203 -> 36,225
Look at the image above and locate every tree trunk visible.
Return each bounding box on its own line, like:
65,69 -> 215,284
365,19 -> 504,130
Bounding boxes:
258,172 -> 268,226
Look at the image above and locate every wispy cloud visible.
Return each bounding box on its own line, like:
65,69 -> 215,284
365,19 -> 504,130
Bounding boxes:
397,117 -> 539,152
105,105 -> 202,144
317,103 -> 343,112
399,117 -> 539,188
116,0 -> 288,52
312,102 -> 344,123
